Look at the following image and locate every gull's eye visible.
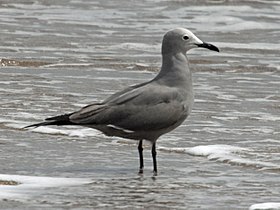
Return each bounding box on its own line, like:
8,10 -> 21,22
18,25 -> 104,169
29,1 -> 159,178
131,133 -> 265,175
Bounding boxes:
182,35 -> 189,40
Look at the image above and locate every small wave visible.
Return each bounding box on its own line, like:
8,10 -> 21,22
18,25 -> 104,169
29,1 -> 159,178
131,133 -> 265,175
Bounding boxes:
29,126 -> 102,138
4,119 -> 279,171
0,174 -> 91,200
249,202 -> 280,210
158,145 -> 280,170
1,118 -> 102,138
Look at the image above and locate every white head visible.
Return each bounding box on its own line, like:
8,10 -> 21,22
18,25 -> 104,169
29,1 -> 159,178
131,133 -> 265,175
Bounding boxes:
162,28 -> 219,55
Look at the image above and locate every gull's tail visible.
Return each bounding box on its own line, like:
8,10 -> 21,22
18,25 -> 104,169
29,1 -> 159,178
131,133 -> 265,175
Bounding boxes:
24,113 -> 74,129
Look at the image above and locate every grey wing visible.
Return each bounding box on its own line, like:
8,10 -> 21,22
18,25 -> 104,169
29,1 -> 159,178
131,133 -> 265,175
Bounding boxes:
70,84 -> 189,131
110,98 -> 188,131
69,82 -> 146,124
103,81 -> 150,104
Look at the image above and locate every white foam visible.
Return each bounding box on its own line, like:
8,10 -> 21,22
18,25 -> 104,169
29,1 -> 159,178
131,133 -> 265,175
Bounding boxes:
158,145 -> 280,169
0,174 -> 91,199
249,202 -> 280,210
30,126 -> 102,138
186,144 -> 247,157
211,116 -> 239,121
1,118 -> 102,138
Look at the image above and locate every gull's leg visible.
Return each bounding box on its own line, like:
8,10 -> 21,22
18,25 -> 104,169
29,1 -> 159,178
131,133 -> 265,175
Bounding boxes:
138,140 -> 144,174
152,142 -> 157,176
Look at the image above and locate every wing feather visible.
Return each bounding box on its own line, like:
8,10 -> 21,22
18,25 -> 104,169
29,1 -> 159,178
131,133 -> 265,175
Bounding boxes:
69,82 -> 189,131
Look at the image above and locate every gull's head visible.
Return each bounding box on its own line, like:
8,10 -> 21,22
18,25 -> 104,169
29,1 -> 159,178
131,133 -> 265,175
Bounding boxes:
162,28 -> 219,55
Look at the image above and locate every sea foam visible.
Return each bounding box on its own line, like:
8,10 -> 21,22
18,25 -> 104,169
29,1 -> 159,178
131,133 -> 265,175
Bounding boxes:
0,174 -> 91,199
249,202 -> 280,210
159,145 -> 279,170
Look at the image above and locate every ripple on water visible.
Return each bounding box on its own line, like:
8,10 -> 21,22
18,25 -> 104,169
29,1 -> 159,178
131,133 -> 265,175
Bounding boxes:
0,0 -> 279,209
159,145 -> 280,170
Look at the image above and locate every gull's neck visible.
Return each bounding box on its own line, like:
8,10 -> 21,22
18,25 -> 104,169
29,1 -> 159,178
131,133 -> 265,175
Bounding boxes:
154,52 -> 192,88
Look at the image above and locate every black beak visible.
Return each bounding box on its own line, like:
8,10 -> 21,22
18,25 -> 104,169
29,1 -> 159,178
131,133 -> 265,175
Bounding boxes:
196,42 -> 219,52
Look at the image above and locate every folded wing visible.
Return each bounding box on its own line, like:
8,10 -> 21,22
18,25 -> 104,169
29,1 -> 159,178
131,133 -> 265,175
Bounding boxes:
69,83 -> 189,132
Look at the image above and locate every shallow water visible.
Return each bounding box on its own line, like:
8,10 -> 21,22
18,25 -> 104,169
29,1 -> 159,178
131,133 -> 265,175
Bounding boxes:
0,0 -> 279,209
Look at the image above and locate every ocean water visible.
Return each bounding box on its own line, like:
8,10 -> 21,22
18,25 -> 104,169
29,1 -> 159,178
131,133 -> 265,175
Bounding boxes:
0,0 -> 279,209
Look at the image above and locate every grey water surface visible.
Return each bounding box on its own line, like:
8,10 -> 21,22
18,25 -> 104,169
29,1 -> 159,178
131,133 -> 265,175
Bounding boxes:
0,1 -> 279,209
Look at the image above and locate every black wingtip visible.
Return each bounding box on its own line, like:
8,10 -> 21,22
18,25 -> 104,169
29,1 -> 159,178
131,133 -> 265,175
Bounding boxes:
23,113 -> 73,129
23,121 -> 51,129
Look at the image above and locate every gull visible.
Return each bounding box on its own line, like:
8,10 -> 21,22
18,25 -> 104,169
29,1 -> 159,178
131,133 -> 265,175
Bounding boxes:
25,28 -> 219,175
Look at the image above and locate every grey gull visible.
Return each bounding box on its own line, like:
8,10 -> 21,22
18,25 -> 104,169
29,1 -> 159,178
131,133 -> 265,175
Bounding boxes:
25,28 -> 219,175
